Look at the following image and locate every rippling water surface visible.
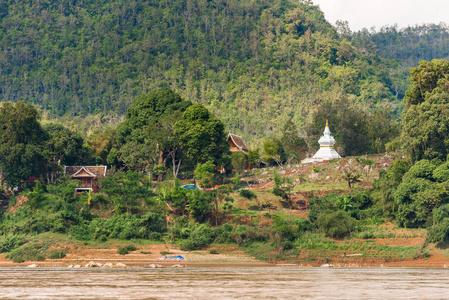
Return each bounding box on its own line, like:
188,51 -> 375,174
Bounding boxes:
1,267 -> 449,299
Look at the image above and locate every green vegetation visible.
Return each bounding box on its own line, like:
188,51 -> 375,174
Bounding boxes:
0,0 -> 403,147
2,0 -> 449,266
117,244 -> 136,255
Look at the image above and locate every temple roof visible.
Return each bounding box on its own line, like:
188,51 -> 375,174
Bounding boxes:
64,166 -> 107,178
227,133 -> 249,153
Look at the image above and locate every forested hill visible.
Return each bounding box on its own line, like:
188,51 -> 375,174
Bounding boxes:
0,0 -> 400,139
352,23 -> 449,69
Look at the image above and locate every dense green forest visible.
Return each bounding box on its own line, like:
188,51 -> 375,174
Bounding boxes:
352,23 -> 449,69
0,0 -> 403,141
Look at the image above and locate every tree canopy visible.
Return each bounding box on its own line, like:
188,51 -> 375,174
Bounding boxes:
0,0 -> 402,143
402,59 -> 449,161
0,102 -> 47,188
174,104 -> 230,166
115,88 -> 191,174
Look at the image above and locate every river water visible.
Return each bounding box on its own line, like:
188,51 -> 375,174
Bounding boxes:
1,267 -> 449,299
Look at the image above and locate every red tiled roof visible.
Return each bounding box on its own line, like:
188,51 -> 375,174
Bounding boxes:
64,166 -> 107,178
227,133 -> 249,153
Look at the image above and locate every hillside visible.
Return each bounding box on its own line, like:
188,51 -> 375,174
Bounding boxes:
0,0 -> 401,140
1,153 -> 448,268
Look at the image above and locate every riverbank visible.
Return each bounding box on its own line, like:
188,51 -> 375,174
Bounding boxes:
1,240 -> 449,269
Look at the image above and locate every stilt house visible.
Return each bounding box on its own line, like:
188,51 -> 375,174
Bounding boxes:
64,166 -> 107,192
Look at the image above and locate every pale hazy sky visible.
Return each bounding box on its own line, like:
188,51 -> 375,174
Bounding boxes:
312,0 -> 449,31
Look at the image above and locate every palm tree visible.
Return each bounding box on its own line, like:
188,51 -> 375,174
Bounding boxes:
341,171 -> 361,189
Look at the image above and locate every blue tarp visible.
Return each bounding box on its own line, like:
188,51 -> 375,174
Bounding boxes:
165,255 -> 185,260
181,184 -> 199,190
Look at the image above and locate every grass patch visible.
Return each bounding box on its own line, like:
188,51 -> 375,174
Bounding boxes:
294,232 -> 426,262
243,242 -> 278,263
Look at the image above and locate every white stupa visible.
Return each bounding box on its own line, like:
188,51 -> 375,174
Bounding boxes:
302,119 -> 341,163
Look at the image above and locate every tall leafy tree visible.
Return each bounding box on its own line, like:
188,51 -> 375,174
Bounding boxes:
43,123 -> 89,182
174,104 -> 230,167
0,102 -> 47,188
280,118 -> 308,163
116,88 -> 191,174
402,59 -> 449,161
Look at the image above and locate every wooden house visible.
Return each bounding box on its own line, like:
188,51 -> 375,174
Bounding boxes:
64,166 -> 107,192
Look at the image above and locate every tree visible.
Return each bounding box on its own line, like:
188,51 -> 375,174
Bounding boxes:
248,148 -> 261,168
43,123 -> 88,183
280,118 -> 308,164
100,170 -> 152,214
0,102 -> 47,189
116,88 -> 192,175
402,59 -> 449,161
341,171 -> 361,189
174,104 -> 230,167
317,210 -> 356,237
262,137 -> 284,166
231,152 -> 247,172
194,161 -> 216,188
86,127 -> 115,165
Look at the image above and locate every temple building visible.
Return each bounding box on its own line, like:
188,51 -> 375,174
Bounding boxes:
227,133 -> 249,154
302,120 -> 341,163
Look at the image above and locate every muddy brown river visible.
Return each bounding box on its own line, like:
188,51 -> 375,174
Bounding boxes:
1,267 -> 449,299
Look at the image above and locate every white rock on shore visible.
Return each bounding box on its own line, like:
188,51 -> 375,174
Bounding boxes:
85,261 -> 102,268
146,263 -> 163,268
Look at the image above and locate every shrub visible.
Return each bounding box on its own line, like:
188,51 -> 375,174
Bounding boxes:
317,210 -> 356,238
187,191 -> 212,223
148,232 -> 163,241
240,189 -> 256,200
0,234 -> 28,253
214,223 -> 235,244
272,186 -> 287,199
432,204 -> 449,225
71,224 -> 91,241
428,218 -> 449,243
393,178 -> 431,205
194,161 -> 216,188
117,244 -> 136,255
47,249 -> 66,259
179,223 -> 215,251
402,159 -> 436,181
433,162 -> 449,182
7,242 -> 47,263
308,193 -> 340,223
